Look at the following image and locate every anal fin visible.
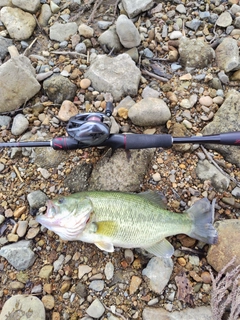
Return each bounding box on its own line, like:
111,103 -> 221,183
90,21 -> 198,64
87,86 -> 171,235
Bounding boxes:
143,239 -> 174,258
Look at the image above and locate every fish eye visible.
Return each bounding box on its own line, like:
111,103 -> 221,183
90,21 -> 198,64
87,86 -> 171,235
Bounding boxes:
58,198 -> 65,204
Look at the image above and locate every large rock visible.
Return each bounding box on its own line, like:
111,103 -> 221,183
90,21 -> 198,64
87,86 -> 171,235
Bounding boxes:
1,295 -> 45,320
122,0 -> 154,18
88,148 -> 155,192
179,37 -> 215,68
0,240 -> 37,270
0,7 -> 36,40
85,54 -> 141,101
116,14 -> 141,48
215,38 -> 239,72
128,97 -> 171,126
202,90 -> 240,167
0,55 -> 41,113
207,220 -> 240,272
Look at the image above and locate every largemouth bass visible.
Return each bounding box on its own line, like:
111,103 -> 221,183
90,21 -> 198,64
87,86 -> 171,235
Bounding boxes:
36,191 -> 218,258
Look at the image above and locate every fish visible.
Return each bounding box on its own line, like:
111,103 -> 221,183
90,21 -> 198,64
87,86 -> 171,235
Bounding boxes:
35,191 -> 218,258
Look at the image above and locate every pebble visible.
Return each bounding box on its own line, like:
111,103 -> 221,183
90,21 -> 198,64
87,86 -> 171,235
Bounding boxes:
216,11 -> 232,27
86,298 -> 105,318
116,14 -> 141,48
152,172 -> 161,182
42,295 -> 55,310
199,96 -> 213,107
104,262 -> 114,280
11,114 -> 29,136
78,264 -> 92,279
80,78 -> 91,89
142,257 -> 173,294
9,281 -> 25,290
39,265 -> 53,279
49,22 -> 78,42
78,23 -> 94,38
89,280 -> 105,291
58,100 -> 78,122
129,275 -> 142,294
16,220 -> 28,237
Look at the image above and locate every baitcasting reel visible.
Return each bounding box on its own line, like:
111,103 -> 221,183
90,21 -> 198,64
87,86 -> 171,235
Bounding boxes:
66,102 -> 113,147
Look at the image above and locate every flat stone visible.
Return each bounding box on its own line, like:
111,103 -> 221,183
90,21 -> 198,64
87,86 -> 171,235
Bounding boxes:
207,220 -> 240,272
49,22 -> 78,42
39,265 -> 53,279
84,54 -> 141,101
122,0 -> 154,18
143,306 -> 212,320
1,7 -> 36,40
0,55 -> 41,113
0,240 -> 36,270
0,295 -> 45,320
142,257 -> 173,294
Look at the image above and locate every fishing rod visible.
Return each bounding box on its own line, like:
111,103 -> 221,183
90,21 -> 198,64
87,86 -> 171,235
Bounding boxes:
0,102 -> 240,150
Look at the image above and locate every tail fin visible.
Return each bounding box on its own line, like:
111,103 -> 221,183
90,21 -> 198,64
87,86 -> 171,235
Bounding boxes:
187,198 -> 218,245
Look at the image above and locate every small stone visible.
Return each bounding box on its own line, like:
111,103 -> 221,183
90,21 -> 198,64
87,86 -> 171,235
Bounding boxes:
78,264 -> 92,279
7,234 -> 19,242
216,11 -> 232,27
14,206 -> 27,218
39,265 -> 53,279
129,276 -> 142,294
42,295 -> 55,310
152,172 -> 161,182
11,114 -> 29,136
17,221 -> 28,237
124,249 -> 134,264
26,227 -> 40,239
86,298 -> 105,318
199,96 -> 213,107
80,78 -> 91,89
43,283 -> 52,294
104,262 -> 114,280
78,23 -> 94,38
177,257 -> 186,266
58,100 -> 78,121
89,280 -> 104,291
201,271 -> 212,284
117,107 -> 128,119
60,280 -> 71,294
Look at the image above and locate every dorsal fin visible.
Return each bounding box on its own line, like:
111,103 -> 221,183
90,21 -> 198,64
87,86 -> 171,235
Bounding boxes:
138,191 -> 167,209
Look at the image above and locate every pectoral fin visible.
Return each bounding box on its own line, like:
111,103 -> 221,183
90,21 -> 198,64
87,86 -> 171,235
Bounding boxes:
143,239 -> 174,258
95,241 -> 114,252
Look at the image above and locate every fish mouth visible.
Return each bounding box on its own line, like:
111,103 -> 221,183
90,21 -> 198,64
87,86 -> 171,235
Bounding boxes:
35,200 -> 58,226
45,200 -> 57,218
